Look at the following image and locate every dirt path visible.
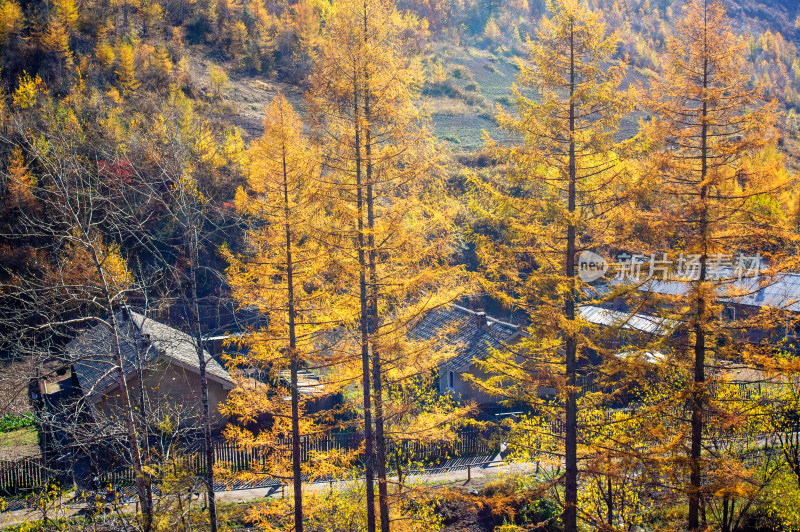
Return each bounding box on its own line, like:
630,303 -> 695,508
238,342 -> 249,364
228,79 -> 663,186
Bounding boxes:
216,459 -> 534,504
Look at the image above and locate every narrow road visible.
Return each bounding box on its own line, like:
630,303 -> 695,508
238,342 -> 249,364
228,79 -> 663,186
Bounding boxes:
0,458 -> 536,528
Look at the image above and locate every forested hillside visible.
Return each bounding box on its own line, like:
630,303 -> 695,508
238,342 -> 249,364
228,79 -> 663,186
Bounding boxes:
0,0 -> 798,273
2,0 -> 800,531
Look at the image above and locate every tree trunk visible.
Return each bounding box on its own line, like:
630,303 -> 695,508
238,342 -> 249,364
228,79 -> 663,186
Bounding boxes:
354,68 -> 377,532
283,143 -> 304,532
362,8 -> 391,526
606,476 -> 613,528
109,311 -> 153,532
688,35 -> 710,532
133,321 -> 153,517
186,227 -> 218,532
688,295 -> 706,531
563,18 -> 578,532
395,448 -> 404,493
88,247 -> 152,532
721,497 -> 730,532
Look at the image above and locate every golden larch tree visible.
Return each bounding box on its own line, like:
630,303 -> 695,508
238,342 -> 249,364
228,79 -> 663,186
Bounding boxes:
469,0 -> 636,530
115,42 -> 140,92
224,93 -> 347,532
308,0 -> 467,528
645,0 -> 797,529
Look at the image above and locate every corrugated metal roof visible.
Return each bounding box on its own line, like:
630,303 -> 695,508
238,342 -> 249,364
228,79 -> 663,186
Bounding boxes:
601,270 -> 800,312
634,273 -> 800,311
725,274 -> 800,311
279,369 -> 324,396
410,305 -> 520,372
68,311 -> 234,401
578,305 -> 675,335
615,350 -> 666,364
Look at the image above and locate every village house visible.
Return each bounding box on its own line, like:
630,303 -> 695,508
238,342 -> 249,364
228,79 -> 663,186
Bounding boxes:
582,272 -> 796,394
412,304 -> 527,409
33,309 -> 235,429
598,269 -> 800,350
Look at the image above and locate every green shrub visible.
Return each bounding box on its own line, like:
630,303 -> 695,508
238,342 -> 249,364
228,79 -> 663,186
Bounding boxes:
0,414 -> 35,433
462,92 -> 483,106
422,80 -> 462,99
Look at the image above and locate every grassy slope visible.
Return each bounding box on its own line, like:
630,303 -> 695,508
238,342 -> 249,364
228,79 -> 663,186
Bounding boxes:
422,44 -> 649,153
215,44 -> 517,148
216,6 -> 796,157
424,45 -> 519,151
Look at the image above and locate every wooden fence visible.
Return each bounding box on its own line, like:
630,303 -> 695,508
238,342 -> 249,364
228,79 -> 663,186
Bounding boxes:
0,429 -> 495,497
0,457 -> 48,495
204,430 -> 494,474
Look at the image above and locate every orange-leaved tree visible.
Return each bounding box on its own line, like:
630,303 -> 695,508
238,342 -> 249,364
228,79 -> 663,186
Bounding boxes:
644,0 -> 798,528
224,93 -> 350,532
468,0 -> 637,530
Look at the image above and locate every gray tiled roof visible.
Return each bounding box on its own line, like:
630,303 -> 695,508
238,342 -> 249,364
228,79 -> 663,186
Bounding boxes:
410,305 -> 520,372
67,311 -> 234,400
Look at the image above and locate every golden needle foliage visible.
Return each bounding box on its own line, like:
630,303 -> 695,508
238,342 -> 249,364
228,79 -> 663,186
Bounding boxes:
468,0 -> 637,526
641,0 -> 799,527
223,94 -> 353,512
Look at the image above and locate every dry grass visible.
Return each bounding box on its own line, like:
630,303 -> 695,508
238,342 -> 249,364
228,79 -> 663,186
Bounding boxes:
0,426 -> 38,448
0,426 -> 39,460
424,97 -> 475,116
0,357 -> 37,417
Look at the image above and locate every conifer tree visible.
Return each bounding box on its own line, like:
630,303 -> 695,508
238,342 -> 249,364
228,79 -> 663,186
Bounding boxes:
224,93 -> 343,532
469,1 -> 635,530
6,146 -> 36,208
51,0 -> 78,31
96,40 -> 116,71
141,0 -> 164,36
308,0 -> 465,528
41,20 -> 73,78
645,0 -> 796,528
116,42 -> 140,92
150,44 -> 173,85
0,0 -> 23,45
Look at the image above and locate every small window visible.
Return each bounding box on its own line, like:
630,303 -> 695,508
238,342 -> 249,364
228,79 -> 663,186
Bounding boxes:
448,370 -> 455,390
721,304 -> 735,323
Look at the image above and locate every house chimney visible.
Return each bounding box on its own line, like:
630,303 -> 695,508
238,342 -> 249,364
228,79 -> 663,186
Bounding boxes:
475,311 -> 487,330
